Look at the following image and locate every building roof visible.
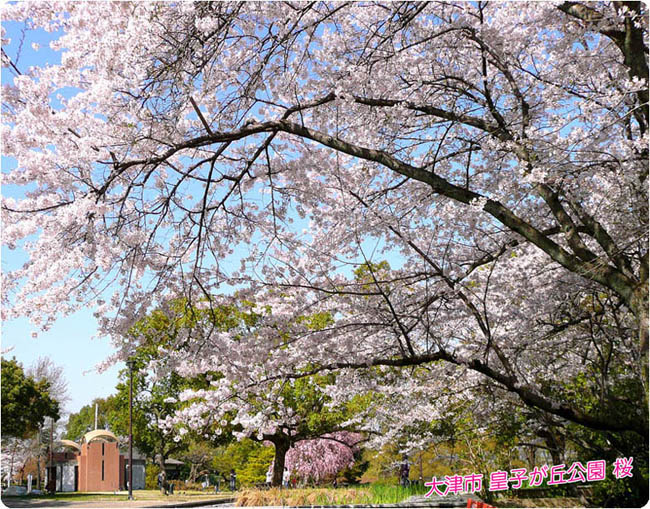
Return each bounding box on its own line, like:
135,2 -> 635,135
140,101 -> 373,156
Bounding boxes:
57,439 -> 81,452
83,429 -> 118,443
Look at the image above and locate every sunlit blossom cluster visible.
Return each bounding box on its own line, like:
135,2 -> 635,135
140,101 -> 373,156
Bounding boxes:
2,2 -> 646,446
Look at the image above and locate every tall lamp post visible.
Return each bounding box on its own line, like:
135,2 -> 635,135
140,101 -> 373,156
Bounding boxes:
48,418 -> 54,493
126,358 -> 136,500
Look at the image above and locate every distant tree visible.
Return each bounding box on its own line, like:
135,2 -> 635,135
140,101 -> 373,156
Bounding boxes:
1,358 -> 59,439
64,396 -> 119,442
107,361 -> 189,474
212,439 -> 275,487
65,302 -> 228,474
178,438 -> 217,484
108,302 -> 210,473
26,357 -> 70,410
238,446 -> 276,487
3,357 -> 69,490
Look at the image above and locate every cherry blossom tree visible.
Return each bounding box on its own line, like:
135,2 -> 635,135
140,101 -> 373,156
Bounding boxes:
169,344 -> 367,487
131,298 -> 364,487
1,436 -> 31,486
2,1 -> 647,447
285,432 -> 363,485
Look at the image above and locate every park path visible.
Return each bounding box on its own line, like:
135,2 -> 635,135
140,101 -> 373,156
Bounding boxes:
1,496 -> 234,509
396,494 -> 471,507
2,493 -> 476,508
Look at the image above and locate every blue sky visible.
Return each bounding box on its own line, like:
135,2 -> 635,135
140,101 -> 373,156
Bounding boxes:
2,19 -> 121,416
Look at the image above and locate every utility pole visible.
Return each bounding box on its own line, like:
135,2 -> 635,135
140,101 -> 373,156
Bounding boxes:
126,358 -> 136,500
36,428 -> 42,490
49,418 -> 54,493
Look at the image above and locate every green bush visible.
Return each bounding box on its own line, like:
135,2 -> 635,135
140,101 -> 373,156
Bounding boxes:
212,439 -> 274,487
239,446 -> 274,486
145,464 -> 161,490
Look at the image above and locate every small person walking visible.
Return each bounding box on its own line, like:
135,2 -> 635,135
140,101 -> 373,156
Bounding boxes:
229,469 -> 237,492
157,470 -> 168,495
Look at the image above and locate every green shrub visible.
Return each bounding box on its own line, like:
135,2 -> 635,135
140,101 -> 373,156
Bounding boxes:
145,464 -> 161,490
238,446 -> 274,486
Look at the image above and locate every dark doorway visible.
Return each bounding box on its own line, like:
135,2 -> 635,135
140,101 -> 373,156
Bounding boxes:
46,466 -> 56,493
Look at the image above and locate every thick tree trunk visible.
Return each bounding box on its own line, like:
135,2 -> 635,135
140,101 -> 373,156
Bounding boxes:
526,446 -> 536,471
630,282 -> 649,395
157,455 -> 167,494
537,427 -> 564,466
271,438 -> 290,488
188,464 -> 198,484
632,285 -> 649,352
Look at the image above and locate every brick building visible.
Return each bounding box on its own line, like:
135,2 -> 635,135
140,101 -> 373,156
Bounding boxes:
77,434 -> 121,491
48,430 -> 145,492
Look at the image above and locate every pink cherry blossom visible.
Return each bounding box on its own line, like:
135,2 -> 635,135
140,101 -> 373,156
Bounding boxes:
2,2 -> 647,445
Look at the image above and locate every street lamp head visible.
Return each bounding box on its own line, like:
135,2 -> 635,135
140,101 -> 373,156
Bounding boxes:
126,358 -> 136,371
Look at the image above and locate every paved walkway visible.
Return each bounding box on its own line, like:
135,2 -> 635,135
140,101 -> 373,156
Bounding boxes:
1,496 -> 234,508
397,494 -> 471,507
2,493 -> 475,508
